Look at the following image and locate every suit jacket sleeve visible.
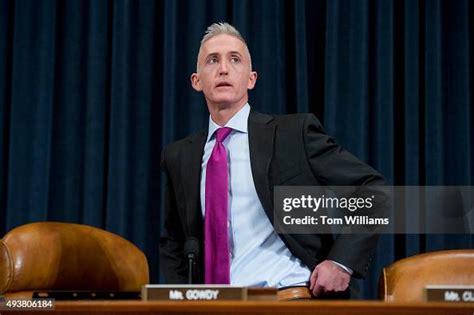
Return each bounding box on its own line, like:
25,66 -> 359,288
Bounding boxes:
302,114 -> 385,278
159,147 -> 188,283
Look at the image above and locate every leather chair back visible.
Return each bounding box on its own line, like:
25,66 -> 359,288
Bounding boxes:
0,222 -> 149,295
379,249 -> 474,302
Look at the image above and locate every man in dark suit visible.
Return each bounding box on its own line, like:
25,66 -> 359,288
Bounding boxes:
160,22 -> 384,298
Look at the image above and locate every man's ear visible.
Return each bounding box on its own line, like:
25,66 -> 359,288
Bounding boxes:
247,71 -> 258,90
191,73 -> 202,91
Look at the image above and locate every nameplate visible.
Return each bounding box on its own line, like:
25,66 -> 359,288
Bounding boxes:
142,285 -> 276,301
426,285 -> 474,302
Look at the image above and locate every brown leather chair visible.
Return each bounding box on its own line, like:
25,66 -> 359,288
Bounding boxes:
379,249 -> 474,302
0,222 -> 149,297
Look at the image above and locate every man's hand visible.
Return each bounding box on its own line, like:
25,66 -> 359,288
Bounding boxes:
309,260 -> 351,297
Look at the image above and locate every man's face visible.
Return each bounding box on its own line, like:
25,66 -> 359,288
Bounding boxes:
191,34 -> 257,110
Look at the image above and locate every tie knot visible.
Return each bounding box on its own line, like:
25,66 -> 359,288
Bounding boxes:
215,127 -> 232,143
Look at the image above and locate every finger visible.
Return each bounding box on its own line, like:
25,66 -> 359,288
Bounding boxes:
313,283 -> 323,297
309,269 -> 318,291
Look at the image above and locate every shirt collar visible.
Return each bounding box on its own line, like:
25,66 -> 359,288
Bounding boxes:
207,103 -> 250,142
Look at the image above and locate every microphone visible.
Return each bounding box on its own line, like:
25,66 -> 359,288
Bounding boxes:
184,237 -> 199,284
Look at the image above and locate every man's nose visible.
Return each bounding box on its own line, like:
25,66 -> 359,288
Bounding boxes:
218,60 -> 229,75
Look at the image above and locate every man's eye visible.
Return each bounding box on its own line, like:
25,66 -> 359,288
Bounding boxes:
207,57 -> 218,64
231,57 -> 240,63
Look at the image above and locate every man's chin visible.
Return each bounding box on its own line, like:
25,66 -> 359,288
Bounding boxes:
205,95 -> 248,111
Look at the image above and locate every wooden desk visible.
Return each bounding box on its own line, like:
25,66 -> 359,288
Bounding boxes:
3,300 -> 473,315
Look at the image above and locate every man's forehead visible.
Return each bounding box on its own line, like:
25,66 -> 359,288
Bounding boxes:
200,34 -> 247,54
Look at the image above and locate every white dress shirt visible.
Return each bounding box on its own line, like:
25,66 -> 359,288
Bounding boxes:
200,104 -> 311,287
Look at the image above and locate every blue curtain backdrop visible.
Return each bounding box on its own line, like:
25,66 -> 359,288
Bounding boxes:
0,0 -> 473,299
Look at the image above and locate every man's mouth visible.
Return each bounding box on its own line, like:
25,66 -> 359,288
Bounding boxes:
216,82 -> 232,88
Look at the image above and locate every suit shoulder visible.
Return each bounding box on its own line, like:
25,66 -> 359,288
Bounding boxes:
162,130 -> 206,157
272,113 -> 322,128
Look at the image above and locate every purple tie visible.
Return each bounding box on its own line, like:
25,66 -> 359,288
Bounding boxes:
205,127 -> 232,284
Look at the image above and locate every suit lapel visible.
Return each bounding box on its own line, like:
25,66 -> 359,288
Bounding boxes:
181,130 -> 207,235
179,110 -> 275,234
248,111 -> 275,216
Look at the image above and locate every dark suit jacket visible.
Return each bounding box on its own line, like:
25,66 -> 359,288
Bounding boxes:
160,110 -> 384,284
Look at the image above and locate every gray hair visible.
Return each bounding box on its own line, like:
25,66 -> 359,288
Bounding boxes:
201,22 -> 246,46
196,22 -> 252,71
